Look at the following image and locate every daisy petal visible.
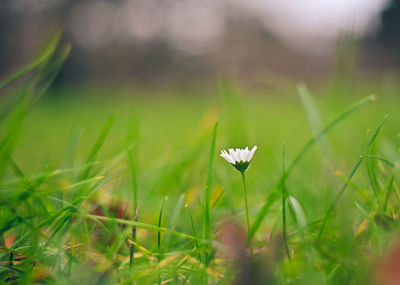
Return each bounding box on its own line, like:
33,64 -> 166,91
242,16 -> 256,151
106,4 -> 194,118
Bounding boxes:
243,148 -> 250,162
221,152 -> 234,164
236,150 -> 241,162
248,146 -> 257,161
228,149 -> 236,162
238,149 -> 244,162
221,146 -> 257,170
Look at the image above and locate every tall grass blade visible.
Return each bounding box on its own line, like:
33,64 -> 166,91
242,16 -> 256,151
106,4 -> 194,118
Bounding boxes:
281,142 -> 290,260
186,204 -> 199,250
298,82 -> 332,156
317,115 -> 388,240
366,141 -> 380,198
158,197 -> 168,260
0,31 -> 61,89
202,121 -> 218,241
124,141 -> 138,212
250,95 -> 375,240
81,112 -> 118,179
382,172 -> 395,211
202,120 -> 217,285
158,197 -> 168,284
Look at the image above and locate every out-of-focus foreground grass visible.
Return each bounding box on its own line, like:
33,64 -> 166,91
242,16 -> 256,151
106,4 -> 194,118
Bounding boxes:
2,34 -> 400,284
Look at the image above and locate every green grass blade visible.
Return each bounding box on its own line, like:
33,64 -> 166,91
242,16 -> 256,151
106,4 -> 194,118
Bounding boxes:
363,155 -> 395,168
211,190 -> 225,209
382,172 -> 396,211
186,203 -> 199,250
158,197 -> 168,261
286,95 -> 375,179
281,142 -> 290,260
203,121 -> 218,241
157,197 -> 167,284
298,82 -> 332,156
287,196 -> 308,229
164,194 -> 185,251
249,95 -> 375,241
0,264 -> 24,276
317,115 -> 388,241
0,31 -> 61,89
366,140 -> 380,198
80,112 -> 118,179
124,141 -> 138,212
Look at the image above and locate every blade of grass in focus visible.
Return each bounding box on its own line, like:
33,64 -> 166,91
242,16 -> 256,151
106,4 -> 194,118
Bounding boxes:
317,115 -> 388,240
281,142 -> 290,260
80,112 -> 118,180
250,95 -> 375,241
124,141 -> 138,213
366,139 -> 380,198
158,197 -> 167,284
202,120 -> 218,285
202,121 -> 218,242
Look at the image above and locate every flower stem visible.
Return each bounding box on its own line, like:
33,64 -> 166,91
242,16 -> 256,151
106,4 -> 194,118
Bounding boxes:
241,172 -> 251,237
282,142 -> 290,260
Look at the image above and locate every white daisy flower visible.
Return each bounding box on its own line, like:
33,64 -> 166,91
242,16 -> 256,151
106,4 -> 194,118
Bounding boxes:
220,146 -> 257,172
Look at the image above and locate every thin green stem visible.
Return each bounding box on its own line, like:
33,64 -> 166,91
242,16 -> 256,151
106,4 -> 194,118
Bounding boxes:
158,197 -> 167,285
282,143 -> 290,260
202,121 -> 218,285
203,121 -> 218,242
241,172 -> 251,236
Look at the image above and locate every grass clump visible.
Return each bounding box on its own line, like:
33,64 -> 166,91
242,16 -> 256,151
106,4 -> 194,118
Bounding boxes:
1,34 -> 400,285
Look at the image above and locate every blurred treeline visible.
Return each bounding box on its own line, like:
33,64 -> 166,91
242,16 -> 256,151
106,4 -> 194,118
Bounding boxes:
0,0 -> 399,86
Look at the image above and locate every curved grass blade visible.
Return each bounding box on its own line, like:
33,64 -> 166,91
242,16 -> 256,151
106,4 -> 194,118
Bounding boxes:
0,31 -> 61,89
80,112 -> 118,180
298,82 -> 332,156
249,95 -> 375,241
287,196 -> 308,229
158,197 -> 168,260
382,172 -> 396,211
317,115 -> 388,241
363,155 -> 395,168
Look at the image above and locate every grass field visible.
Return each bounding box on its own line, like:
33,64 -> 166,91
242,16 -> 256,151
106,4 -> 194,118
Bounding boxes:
2,35 -> 400,284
